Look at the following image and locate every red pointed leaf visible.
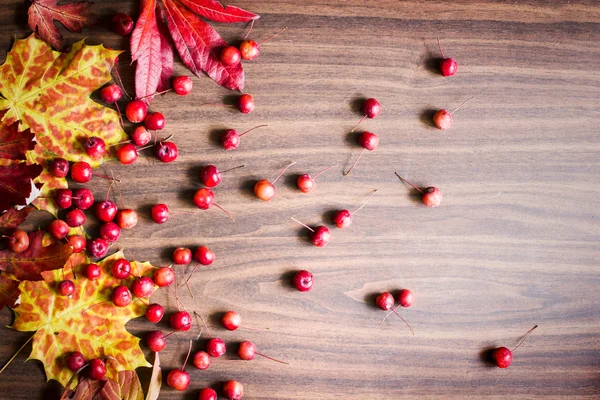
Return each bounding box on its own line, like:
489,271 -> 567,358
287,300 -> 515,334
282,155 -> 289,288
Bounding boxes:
157,6 -> 175,92
98,371 -> 143,400
0,274 -> 20,310
0,163 -> 43,213
177,0 -> 259,23
27,0 -> 92,49
131,0 -> 162,103
163,0 -> 244,91
73,378 -> 106,400
0,206 -> 34,233
0,120 -> 36,160
0,230 -> 72,281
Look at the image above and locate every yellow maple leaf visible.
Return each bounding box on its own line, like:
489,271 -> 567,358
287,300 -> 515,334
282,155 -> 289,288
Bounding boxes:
11,250 -> 154,387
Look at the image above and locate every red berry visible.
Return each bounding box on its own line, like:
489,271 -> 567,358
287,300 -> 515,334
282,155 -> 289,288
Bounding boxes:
96,200 -> 118,222
344,132 -> 379,176
115,209 -> 138,229
440,58 -> 458,76
84,263 -> 101,280
332,210 -> 352,228
155,141 -> 178,163
144,112 -> 166,130
7,230 -> 29,253
67,235 -> 86,253
193,351 -> 210,370
55,189 -> 73,209
237,341 -> 256,360
100,84 -> 122,103
297,164 -> 336,193
239,40 -> 260,60
65,208 -> 86,227
145,330 -> 167,352
153,267 -> 175,287
132,276 -> 155,298
130,125 -> 151,146
362,98 -> 382,119
222,380 -> 243,400
220,46 -> 241,66
71,161 -> 92,183
192,188 -> 212,210
376,292 -> 394,310
169,311 -> 192,331
65,351 -> 85,371
88,359 -> 106,380
311,226 -> 330,247
125,100 -> 148,123
72,188 -> 94,210
422,187 -> 443,207
433,109 -> 452,130
48,219 -> 69,240
167,369 -> 190,391
112,259 -> 132,279
172,76 -> 193,95
172,247 -> 192,265
117,143 -> 138,165
57,280 -> 75,296
206,337 -> 226,357
84,137 -> 106,159
145,303 -> 164,323
100,221 -> 121,243
111,13 -> 134,35
293,270 -> 313,292
221,311 -> 241,331
49,158 -> 69,178
112,285 -> 132,307
221,129 -> 241,150
194,245 -> 214,265
492,347 -> 512,368
237,94 -> 254,114
398,289 -> 414,307
87,238 -> 109,259
151,204 -> 169,224
199,388 -> 217,400
200,165 -> 221,187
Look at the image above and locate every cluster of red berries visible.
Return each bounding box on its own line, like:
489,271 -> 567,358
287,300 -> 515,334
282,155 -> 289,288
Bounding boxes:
376,289 -> 415,335
65,352 -> 107,381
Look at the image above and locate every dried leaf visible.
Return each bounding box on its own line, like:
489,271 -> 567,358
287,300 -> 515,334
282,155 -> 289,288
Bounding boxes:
0,206 -> 34,233
177,0 -> 259,23
163,0 -> 245,91
11,250 -> 154,386
99,371 -> 144,400
131,0 -> 162,103
0,273 -> 20,310
27,0 -> 92,49
0,230 -> 72,281
156,6 -> 175,92
145,352 -> 161,400
0,163 -> 43,213
0,113 -> 36,160
72,378 -> 106,400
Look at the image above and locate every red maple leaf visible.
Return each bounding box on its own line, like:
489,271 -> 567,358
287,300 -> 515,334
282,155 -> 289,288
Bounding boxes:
0,274 -> 20,310
27,0 -> 92,49
0,206 -> 34,233
0,163 -> 43,213
131,0 -> 258,99
0,117 -> 36,160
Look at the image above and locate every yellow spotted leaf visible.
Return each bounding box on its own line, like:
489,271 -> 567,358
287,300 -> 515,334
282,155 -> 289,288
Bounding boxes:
11,250 -> 154,387
0,34 -> 128,215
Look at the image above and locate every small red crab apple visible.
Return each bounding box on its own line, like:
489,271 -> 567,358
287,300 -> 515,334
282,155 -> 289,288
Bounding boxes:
152,266 -> 175,287
87,238 -> 109,259
437,38 -> 458,77
112,285 -> 132,307
155,137 -> 178,163
170,311 -> 192,331
112,258 -> 132,279
5,229 -> 29,253
200,164 -> 245,187
194,245 -> 215,265
83,136 -> 107,159
167,340 -> 193,391
433,97 -> 474,130
144,112 -> 166,131
238,94 -> 255,114
199,388 -> 217,400
57,280 -> 75,297
65,208 -> 86,227
239,26 -> 288,61
65,351 -> 85,371
172,247 -> 192,265
88,358 -> 107,380
49,157 -> 69,177
293,270 -> 314,292
193,188 -> 236,223
172,76 -> 193,95
125,100 -> 148,123
145,303 -> 164,323
67,235 -> 86,253
221,124 -> 267,150
206,337 -> 226,358
84,263 -> 101,280
333,189 -> 377,228
238,341 -> 289,364
112,13 -> 134,35
290,218 -> 331,247
398,289 -> 414,307
96,200 -> 118,222
151,203 -> 169,224
222,311 -> 241,330
254,161 -> 296,201
376,292 -> 414,335
395,173 -> 443,207
72,188 -> 94,210
220,46 -> 242,66
100,221 -> 121,243
116,209 -> 138,229
145,330 -> 168,352
297,164 -> 337,193
55,189 -> 72,209
132,276 -> 155,298
222,380 -> 244,400
492,325 -> 538,368
100,84 -> 122,103
70,161 -> 92,183
344,132 -> 379,176
351,98 -> 382,132
130,126 -> 151,146
48,219 -> 69,240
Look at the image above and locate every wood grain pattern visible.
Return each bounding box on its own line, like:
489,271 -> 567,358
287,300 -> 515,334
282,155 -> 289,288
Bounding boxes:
0,1 -> 599,399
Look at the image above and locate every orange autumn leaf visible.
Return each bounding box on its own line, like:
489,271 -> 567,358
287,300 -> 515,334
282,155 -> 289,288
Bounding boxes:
11,250 -> 155,387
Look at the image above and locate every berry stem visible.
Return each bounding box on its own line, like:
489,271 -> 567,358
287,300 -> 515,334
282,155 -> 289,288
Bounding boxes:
193,311 -> 213,338
258,27 -> 288,46
256,352 -> 289,365
163,324 -> 192,339
313,164 -> 338,180
111,66 -> 130,100
241,325 -> 270,332
450,96 -> 475,115
243,19 -> 255,40
181,340 -> 192,370
0,334 -> 33,374
290,217 -> 314,233
350,115 -> 367,133
105,179 -> 115,202
436,37 -> 445,59
351,189 -> 378,215
221,165 -> 246,174
394,172 -> 423,194
344,148 -> 365,176
167,284 -> 186,312
115,101 -> 125,129
213,203 -> 236,224
138,89 -> 171,101
95,173 -> 121,183
392,307 -> 415,336
182,263 -> 200,287
108,140 -> 132,148
272,161 -> 296,185
239,124 -> 268,137
185,281 -> 194,299
511,325 -> 538,352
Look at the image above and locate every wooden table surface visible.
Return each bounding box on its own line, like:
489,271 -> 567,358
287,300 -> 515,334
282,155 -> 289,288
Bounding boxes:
0,1 -> 599,399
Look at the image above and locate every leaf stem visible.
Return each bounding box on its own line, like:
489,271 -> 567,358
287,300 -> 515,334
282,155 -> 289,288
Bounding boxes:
0,334 -> 33,374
